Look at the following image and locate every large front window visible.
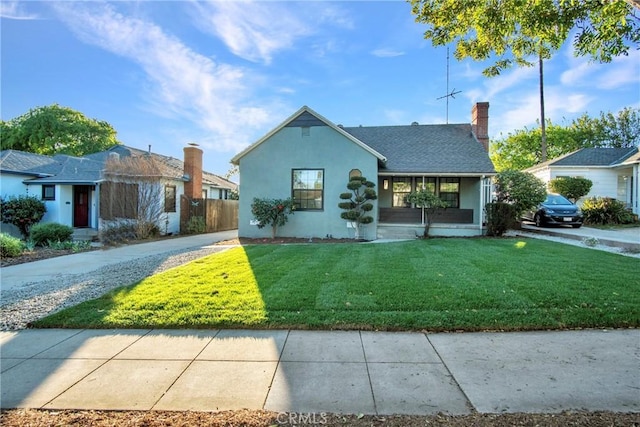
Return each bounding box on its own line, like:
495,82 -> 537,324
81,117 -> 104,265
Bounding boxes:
292,169 -> 323,210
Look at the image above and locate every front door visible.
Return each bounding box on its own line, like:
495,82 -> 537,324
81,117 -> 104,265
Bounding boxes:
73,186 -> 91,227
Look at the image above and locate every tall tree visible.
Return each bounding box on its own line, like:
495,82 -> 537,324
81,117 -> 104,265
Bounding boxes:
410,0 -> 640,77
410,0 -> 639,168
1,104 -> 121,156
490,108 -> 640,171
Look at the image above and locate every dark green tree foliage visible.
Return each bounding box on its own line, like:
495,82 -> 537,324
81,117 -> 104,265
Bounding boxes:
1,104 -> 121,156
491,108 -> 640,171
549,177 -> 593,202
251,197 -> 295,239
339,176 -> 377,239
493,171 -> 547,219
0,195 -> 46,239
410,0 -> 640,76
406,189 -> 447,238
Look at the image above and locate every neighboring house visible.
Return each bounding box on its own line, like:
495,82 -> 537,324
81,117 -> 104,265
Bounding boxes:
231,103 -> 496,239
525,147 -> 639,215
0,144 -> 238,237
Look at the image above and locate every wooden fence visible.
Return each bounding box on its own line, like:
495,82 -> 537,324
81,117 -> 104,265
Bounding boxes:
180,197 -> 238,233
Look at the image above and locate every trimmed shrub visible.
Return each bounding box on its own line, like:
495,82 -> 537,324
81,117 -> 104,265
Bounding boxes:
0,195 -> 46,238
493,171 -> 546,218
549,177 -> 593,202
251,198 -> 295,238
581,197 -> 634,225
0,232 -> 23,257
30,222 -> 74,246
485,202 -> 517,237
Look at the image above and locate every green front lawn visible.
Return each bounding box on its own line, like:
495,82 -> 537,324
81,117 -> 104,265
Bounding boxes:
35,238 -> 640,331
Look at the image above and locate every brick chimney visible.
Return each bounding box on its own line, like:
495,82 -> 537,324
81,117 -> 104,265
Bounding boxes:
471,102 -> 489,151
183,143 -> 203,199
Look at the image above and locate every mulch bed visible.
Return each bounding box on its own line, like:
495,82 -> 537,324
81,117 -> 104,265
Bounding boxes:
216,237 -> 366,245
1,409 -> 638,427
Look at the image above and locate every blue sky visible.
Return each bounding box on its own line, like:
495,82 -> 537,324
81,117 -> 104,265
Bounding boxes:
2,1 -> 639,177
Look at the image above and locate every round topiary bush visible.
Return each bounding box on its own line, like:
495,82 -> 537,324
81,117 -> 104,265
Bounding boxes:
29,222 -> 74,246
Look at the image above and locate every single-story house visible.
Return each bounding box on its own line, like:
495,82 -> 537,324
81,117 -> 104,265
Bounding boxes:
231,103 -> 496,239
0,144 -> 237,238
525,147 -> 639,215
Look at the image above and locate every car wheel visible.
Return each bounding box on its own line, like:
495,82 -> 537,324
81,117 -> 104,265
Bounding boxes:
572,224 -> 582,228
534,214 -> 543,227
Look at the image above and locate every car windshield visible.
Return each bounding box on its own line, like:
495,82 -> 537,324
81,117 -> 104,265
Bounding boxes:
545,194 -> 572,205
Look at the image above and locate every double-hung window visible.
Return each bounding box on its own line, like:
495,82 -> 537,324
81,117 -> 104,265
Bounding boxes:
439,178 -> 460,208
292,169 -> 323,210
392,177 -> 411,207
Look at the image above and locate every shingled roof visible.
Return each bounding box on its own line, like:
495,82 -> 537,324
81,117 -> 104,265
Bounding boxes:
1,146 -> 237,190
531,147 -> 639,169
550,147 -> 638,166
0,150 -> 59,176
343,123 -> 496,175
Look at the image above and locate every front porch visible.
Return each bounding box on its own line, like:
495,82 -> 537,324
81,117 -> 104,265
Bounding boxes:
374,175 -> 492,238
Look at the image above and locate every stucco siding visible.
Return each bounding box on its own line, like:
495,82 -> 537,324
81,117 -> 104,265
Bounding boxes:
459,177 -> 481,223
238,126 -> 379,239
550,167 -> 624,204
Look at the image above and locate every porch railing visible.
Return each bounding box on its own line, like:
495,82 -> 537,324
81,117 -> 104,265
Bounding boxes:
378,207 -> 473,224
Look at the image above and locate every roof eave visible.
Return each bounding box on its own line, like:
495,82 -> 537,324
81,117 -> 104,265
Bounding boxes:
231,106 -> 387,165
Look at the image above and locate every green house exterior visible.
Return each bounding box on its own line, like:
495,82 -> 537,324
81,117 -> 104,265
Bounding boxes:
232,105 -> 496,239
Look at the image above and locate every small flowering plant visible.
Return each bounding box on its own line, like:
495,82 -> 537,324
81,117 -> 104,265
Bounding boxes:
251,197 -> 295,238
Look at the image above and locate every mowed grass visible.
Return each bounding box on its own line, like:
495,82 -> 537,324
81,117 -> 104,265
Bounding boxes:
34,238 -> 640,331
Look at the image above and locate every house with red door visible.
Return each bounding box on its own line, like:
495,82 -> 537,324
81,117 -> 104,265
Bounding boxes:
0,145 -> 237,238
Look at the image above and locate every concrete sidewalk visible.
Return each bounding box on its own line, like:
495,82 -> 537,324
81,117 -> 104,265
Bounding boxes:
1,328 -> 638,414
1,230 -> 238,291
521,224 -> 640,251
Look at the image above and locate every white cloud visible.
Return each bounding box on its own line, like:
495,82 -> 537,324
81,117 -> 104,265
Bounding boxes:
491,88 -> 593,138
51,2 -> 276,153
371,48 -> 405,58
594,50 -> 640,90
0,1 -> 39,19
561,48 -> 640,90
190,1 -> 312,64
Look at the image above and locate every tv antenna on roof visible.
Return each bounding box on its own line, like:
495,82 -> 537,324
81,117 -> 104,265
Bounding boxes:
437,47 -> 462,124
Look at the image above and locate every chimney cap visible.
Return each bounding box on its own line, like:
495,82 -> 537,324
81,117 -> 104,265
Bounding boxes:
187,142 -> 199,147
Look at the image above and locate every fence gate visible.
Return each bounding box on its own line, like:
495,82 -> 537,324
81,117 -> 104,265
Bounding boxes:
180,197 -> 238,233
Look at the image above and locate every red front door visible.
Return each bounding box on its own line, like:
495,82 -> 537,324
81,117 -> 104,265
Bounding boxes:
73,186 -> 91,227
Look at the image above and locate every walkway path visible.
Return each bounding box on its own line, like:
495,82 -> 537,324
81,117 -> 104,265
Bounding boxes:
1,230 -> 238,291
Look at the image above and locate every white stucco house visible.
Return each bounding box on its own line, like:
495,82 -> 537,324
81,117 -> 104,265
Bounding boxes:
0,145 -> 237,238
525,147 -> 639,215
